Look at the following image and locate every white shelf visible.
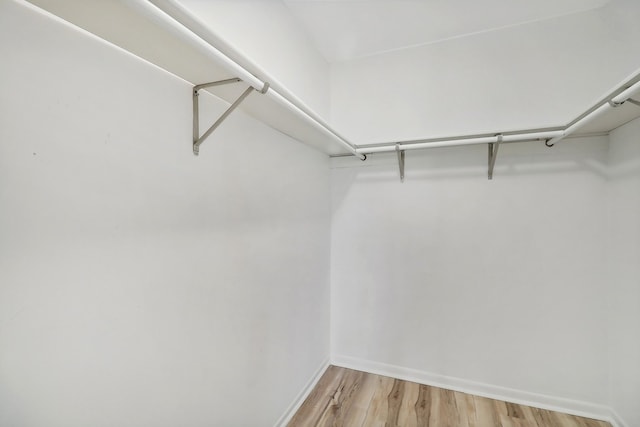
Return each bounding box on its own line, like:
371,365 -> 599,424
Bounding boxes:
576,100 -> 640,135
26,0 -> 357,157
25,0 -> 640,157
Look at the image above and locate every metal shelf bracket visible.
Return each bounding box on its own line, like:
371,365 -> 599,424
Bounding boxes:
488,134 -> 503,180
192,78 -> 270,155
396,144 -> 405,182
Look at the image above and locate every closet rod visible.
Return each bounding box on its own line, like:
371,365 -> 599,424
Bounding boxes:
134,0 -> 365,160
355,73 -> 640,155
357,131 -> 563,154
612,79 -> 640,104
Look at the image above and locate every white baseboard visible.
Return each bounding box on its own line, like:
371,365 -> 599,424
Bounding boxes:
331,354 -> 614,424
609,409 -> 628,427
273,357 -> 330,427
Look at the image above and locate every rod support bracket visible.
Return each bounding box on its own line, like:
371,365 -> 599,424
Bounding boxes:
545,139 -> 554,148
396,144 -> 405,183
192,78 -> 270,155
488,134 -> 502,180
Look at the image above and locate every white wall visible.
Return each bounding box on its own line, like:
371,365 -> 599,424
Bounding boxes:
0,1 -> 330,426
607,117 -> 640,427
175,0 -> 332,119
330,137 -> 610,414
330,3 -> 640,145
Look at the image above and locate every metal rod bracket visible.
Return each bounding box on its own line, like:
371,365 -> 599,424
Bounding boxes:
488,134 -> 502,180
396,144 -> 405,183
192,78 -> 269,156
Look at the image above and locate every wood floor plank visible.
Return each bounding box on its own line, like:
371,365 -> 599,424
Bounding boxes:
414,383 -> 433,426
554,411 -> 583,427
518,405 -> 540,425
505,401 -> 527,419
499,414 -> 538,427
396,380 -> 420,427
288,366 -> 613,427
385,378 -> 405,426
339,372 -> 379,427
467,392 -> 480,427
288,365 -> 347,426
530,406 -> 558,427
314,368 -> 363,426
453,390 -> 475,427
439,388 -> 462,427
473,395 -> 502,427
360,374 -> 395,427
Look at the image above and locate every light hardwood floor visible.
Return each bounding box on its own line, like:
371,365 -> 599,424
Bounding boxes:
288,366 -> 611,427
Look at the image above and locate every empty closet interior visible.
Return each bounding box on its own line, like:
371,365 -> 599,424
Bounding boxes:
1,0 -> 638,426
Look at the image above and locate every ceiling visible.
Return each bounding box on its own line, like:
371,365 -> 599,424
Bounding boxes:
282,0 -> 612,62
